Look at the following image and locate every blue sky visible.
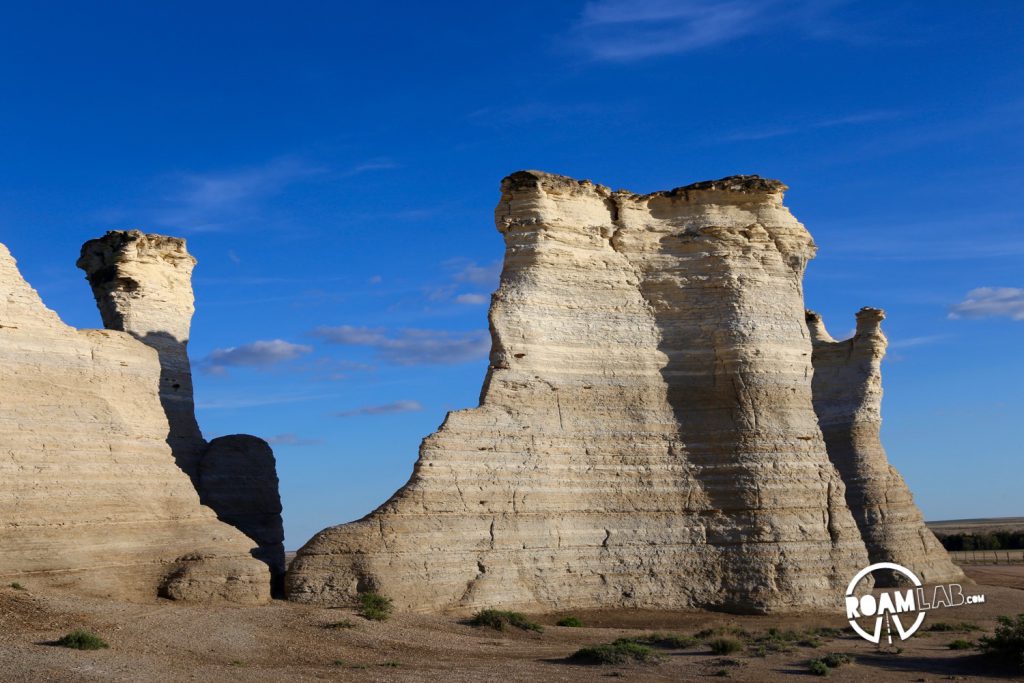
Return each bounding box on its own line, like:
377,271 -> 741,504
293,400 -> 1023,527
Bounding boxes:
1,1 -> 1021,547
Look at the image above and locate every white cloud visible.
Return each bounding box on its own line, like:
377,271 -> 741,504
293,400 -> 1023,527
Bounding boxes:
154,157 -> 325,233
949,287 -> 1024,321
341,157 -> 399,177
451,259 -> 503,287
455,293 -> 488,305
569,0 -> 858,62
265,433 -> 323,447
201,339 -> 313,374
336,400 -> 423,417
311,325 -> 490,365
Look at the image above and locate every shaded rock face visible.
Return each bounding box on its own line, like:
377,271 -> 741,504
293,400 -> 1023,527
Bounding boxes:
286,171 -> 873,614
807,308 -> 964,586
0,242 -> 269,603
76,230 -> 286,588
199,435 -> 287,594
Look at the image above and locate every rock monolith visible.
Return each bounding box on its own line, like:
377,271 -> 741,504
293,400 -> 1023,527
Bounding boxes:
0,241 -> 269,602
807,307 -> 964,585
286,171 -> 876,613
77,230 -> 286,588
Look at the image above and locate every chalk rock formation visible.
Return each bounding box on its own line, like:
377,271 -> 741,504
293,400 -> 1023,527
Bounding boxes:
77,230 -> 286,587
0,241 -> 269,602
199,435 -> 287,588
287,171 -> 873,613
807,307 -> 964,585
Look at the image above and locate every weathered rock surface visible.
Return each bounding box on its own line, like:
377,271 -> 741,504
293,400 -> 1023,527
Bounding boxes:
807,307 -> 964,585
76,230 -> 286,587
199,435 -> 287,591
0,241 -> 269,602
287,171 -> 874,613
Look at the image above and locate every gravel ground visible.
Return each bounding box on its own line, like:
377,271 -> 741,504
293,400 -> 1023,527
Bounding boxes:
0,566 -> 1021,682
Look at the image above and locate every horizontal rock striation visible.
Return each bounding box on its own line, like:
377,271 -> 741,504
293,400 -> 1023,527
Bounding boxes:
286,171 -> 872,613
807,307 -> 964,585
0,241 -> 269,602
77,230 -> 286,589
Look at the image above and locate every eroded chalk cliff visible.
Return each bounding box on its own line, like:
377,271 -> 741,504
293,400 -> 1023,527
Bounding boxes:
77,231 -> 286,587
807,307 -> 964,585
0,241 -> 269,602
286,171 -> 874,613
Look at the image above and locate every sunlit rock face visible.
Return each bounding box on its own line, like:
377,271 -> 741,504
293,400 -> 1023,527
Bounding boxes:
286,171 -> 876,614
77,230 -> 287,590
807,307 -> 964,586
0,240 -> 269,603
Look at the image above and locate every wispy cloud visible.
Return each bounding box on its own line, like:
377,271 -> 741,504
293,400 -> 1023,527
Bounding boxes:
455,293 -> 488,305
336,400 -> 423,417
154,157 -> 325,233
949,287 -> 1024,321
341,157 -> 399,177
197,391 -> 345,410
568,0 -> 859,62
311,325 -> 490,365
449,258 -> 503,287
201,339 -> 313,374
819,213 -> 1024,263
888,334 -> 948,349
265,433 -> 324,447
720,110 -> 903,142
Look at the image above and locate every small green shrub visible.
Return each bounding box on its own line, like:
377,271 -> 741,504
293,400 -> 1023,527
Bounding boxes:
55,630 -> 109,651
619,633 -> 696,649
323,619 -> 356,629
808,659 -> 829,676
380,661 -> 400,667
469,609 -> 543,632
695,628 -> 717,639
713,669 -> 729,677
821,652 -> 850,667
571,641 -> 660,665
798,636 -> 822,648
9,582 -> 25,590
708,637 -> 742,655
948,639 -> 973,650
358,592 -> 393,621
979,614 -> 1024,670
556,616 -> 583,627
929,621 -> 982,632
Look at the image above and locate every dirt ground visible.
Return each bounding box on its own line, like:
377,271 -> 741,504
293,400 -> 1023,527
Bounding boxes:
1,566 -> 1022,682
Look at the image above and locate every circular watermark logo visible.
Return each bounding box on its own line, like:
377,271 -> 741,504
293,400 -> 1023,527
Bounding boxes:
845,562 -> 925,644
845,562 -> 986,644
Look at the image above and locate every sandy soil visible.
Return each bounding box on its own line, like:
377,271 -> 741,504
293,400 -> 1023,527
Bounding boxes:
1,568 -> 1022,682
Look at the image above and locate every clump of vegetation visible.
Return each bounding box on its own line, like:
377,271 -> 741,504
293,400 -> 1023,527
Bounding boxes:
380,661 -> 400,667
9,582 -> 25,590
469,609 -> 543,633
570,640 -> 661,665
948,639 -> 974,650
936,530 -> 1024,551
695,628 -> 717,639
713,669 -> 730,677
821,652 -> 850,667
55,629 -> 109,651
928,621 -> 982,632
358,592 -> 393,621
708,637 -> 742,655
556,616 -> 583,627
619,633 -> 697,649
323,619 -> 356,629
808,659 -> 830,676
979,614 -> 1024,670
